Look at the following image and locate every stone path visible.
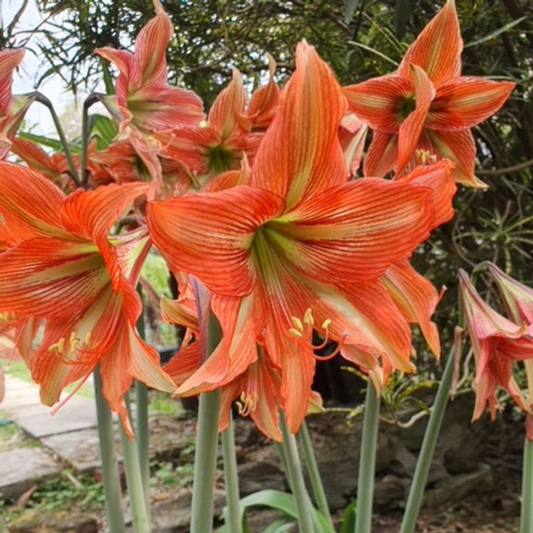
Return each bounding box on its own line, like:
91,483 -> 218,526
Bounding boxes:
0,375 -> 100,500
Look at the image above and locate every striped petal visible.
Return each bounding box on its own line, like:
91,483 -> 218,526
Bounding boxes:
0,162 -> 67,241
252,41 -> 348,208
363,132 -> 398,177
382,259 -> 441,357
271,179 -> 434,284
147,186 -> 284,297
397,0 -> 462,88
424,129 -> 486,188
344,75 -> 413,133
428,77 -> 515,131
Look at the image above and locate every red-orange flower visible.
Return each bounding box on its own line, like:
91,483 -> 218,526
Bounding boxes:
459,269 -> 533,423
148,42 -> 455,438
95,0 -> 204,132
0,163 -> 175,433
344,0 -> 514,187
155,66 -> 276,177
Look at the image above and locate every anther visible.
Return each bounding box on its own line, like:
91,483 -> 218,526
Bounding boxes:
289,328 -> 303,339
290,316 -> 303,332
303,308 -> 314,327
48,338 -> 65,354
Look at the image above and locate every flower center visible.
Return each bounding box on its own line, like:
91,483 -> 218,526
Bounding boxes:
397,95 -> 416,120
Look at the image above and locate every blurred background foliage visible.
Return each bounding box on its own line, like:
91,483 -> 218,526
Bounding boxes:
3,0 -> 533,361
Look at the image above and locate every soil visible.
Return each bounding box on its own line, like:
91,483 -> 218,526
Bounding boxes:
369,412 -> 524,532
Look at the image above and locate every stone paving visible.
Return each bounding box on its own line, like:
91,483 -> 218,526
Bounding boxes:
0,375 -> 100,501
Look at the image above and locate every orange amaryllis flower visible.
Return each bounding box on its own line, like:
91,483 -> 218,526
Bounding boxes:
0,163 -> 176,434
459,269 -> 533,423
488,263 -> 533,327
95,0 -> 204,133
148,42 -> 455,436
344,0 -> 515,187
155,68 -> 268,177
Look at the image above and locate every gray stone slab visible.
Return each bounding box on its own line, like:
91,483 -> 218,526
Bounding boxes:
42,427 -> 122,472
0,447 -> 62,501
16,399 -> 97,438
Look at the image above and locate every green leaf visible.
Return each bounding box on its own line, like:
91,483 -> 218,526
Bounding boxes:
219,490 -> 335,533
88,114 -> 118,150
395,0 -> 411,39
18,130 -> 63,151
344,0 -> 361,25
340,500 -> 357,533
464,16 -> 527,48
262,519 -> 294,533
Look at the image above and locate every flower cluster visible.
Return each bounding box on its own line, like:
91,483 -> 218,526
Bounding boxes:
459,265 -> 533,438
0,0 -> 513,439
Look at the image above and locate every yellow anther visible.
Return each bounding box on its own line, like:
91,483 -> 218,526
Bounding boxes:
83,331 -> 92,345
290,316 -> 303,332
303,308 -> 314,327
321,319 -> 332,330
238,392 -> 258,417
69,331 -> 80,353
48,338 -> 65,354
289,328 -> 303,339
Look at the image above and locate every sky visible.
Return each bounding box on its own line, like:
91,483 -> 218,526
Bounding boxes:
4,0 -> 76,135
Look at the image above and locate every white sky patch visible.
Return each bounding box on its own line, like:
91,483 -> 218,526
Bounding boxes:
3,0 -> 76,135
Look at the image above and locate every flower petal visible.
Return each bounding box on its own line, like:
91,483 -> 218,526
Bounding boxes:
428,78 -> 515,130
363,132 -> 398,177
0,162 -> 67,241
382,259 -> 441,356
424,129 -> 487,188
0,238 -> 109,317
252,41 -> 347,208
344,75 -> 413,133
273,179 -> 434,284
397,0 -> 462,88
147,186 -> 284,297
397,160 -> 456,228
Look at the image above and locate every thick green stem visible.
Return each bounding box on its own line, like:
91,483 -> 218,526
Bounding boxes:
190,309 -> 223,533
136,381 -> 150,513
34,92 -> 80,186
119,394 -> 151,533
298,421 -> 334,528
355,380 -> 380,533
221,412 -> 243,533
93,369 -> 126,533
400,349 -> 455,533
135,288 -> 150,515
520,432 -> 533,533
279,413 -> 315,533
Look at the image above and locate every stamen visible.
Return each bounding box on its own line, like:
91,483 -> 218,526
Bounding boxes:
290,316 -> 303,332
312,334 -> 347,362
69,331 -> 80,353
289,328 -> 303,339
237,392 -> 258,417
303,308 -> 314,327
48,338 -> 65,354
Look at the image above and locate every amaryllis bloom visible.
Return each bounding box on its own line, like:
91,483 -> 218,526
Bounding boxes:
0,163 -> 176,434
155,67 -> 273,177
95,0 -> 204,132
148,42 -> 455,437
344,0 -> 515,187
459,269 -> 533,423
